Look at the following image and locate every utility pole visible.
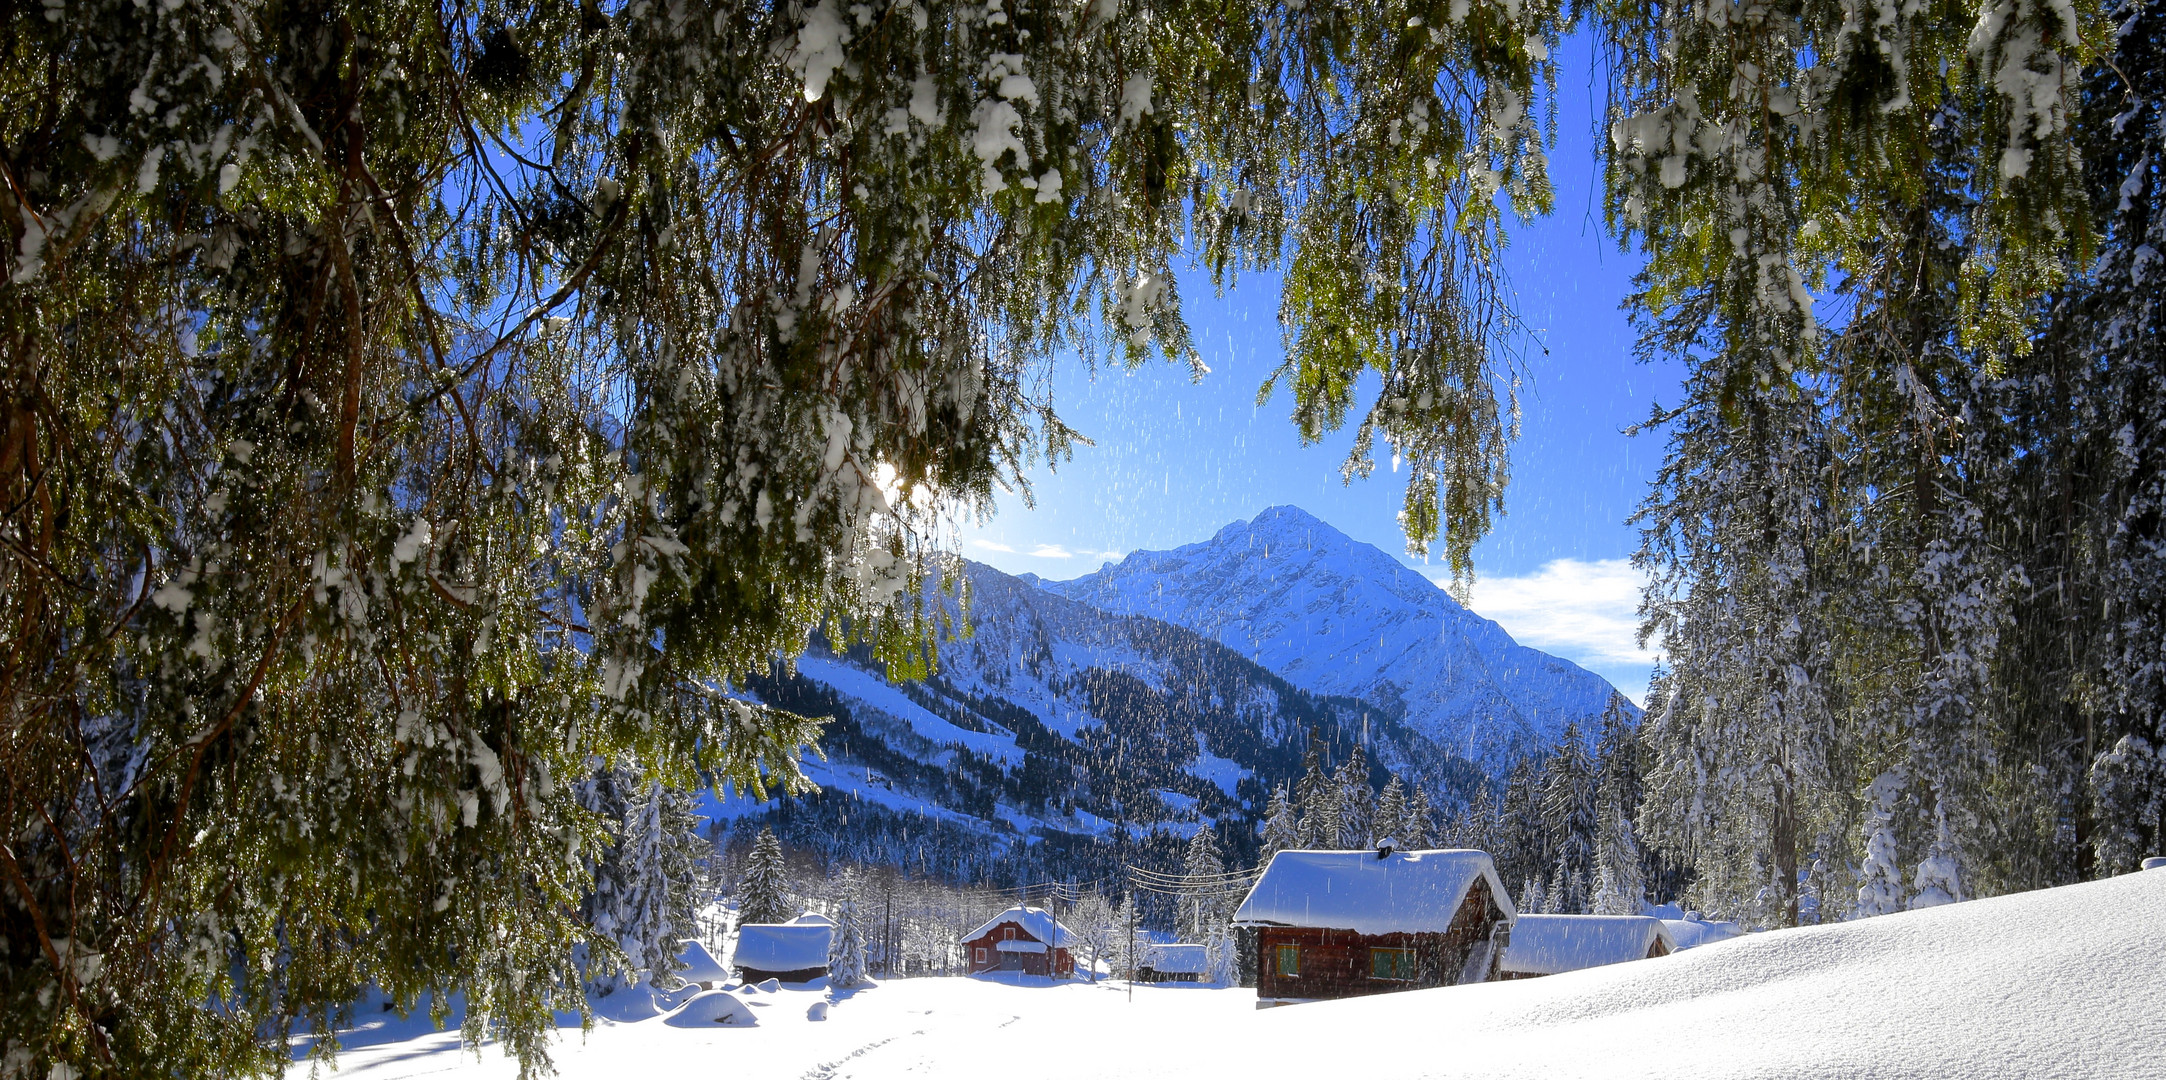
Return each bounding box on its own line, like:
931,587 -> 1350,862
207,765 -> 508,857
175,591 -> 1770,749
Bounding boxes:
1125,875 -> 1136,1004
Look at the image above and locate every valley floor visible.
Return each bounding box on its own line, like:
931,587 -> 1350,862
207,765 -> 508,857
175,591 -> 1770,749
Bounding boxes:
294,870 -> 2166,1080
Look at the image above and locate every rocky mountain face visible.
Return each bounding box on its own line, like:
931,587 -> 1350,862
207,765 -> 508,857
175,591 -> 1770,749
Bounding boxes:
718,560 -> 1477,881
1043,505 -> 1634,773
717,508 -> 1630,884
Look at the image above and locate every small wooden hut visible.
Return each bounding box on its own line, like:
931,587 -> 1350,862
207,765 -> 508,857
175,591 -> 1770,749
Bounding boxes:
733,922 -> 833,983
1135,943 -> 1207,983
1232,846 -> 1515,1006
1496,914 -> 1675,979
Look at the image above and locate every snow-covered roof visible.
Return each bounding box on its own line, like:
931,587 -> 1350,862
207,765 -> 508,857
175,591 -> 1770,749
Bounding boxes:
676,939 -> 731,984
1142,943 -> 1207,974
789,912 -> 837,926
994,940 -> 1047,954
1231,849 -> 1515,935
962,906 -> 1077,948
1661,918 -> 1745,951
733,923 -> 832,973
1500,914 -> 1675,976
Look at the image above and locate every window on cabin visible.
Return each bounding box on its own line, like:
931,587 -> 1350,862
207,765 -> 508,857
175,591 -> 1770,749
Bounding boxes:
1369,947 -> 1417,981
974,947 -> 986,963
1275,944 -> 1300,977
1004,926 -> 1016,941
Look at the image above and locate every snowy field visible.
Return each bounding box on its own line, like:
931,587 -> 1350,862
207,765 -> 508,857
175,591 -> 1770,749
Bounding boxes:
296,870 -> 2166,1080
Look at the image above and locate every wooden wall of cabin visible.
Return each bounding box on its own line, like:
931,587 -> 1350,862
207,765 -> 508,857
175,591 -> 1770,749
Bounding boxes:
1250,878 -> 1503,1000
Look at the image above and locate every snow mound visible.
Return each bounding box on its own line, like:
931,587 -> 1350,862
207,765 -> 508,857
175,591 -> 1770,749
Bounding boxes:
1188,870 -> 2166,1079
675,940 -> 730,986
806,1000 -> 830,1022
660,990 -> 756,1028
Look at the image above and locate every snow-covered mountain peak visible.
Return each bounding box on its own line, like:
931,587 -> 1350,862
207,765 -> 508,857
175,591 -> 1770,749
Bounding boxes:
1048,507 -> 1630,770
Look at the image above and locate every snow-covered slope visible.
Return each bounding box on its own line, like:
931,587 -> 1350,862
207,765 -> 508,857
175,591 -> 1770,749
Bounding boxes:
1047,506 -> 1632,770
300,869 -> 2166,1079
711,559 -> 1479,876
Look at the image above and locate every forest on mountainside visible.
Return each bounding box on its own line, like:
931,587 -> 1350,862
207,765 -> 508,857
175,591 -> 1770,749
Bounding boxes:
3,0 -> 2162,1074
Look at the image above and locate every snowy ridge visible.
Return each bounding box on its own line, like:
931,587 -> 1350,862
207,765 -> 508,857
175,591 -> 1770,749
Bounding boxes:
1047,505 -> 1634,770
713,560 -> 1483,874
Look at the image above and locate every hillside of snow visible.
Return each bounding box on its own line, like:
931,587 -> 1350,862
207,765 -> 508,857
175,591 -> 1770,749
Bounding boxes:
709,559 -> 1481,875
1047,506 -> 1633,770
296,869 -> 2166,1079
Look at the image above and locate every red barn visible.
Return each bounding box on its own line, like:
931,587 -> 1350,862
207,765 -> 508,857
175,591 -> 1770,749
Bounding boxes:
963,906 -> 1076,978
1232,846 -> 1516,1007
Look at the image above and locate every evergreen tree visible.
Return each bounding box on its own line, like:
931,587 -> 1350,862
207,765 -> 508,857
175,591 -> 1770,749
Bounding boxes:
1294,740 -> 1340,849
1205,921 -> 1239,986
1181,824 -> 1228,940
1259,784 -> 1301,863
1909,811 -> 1967,910
1590,777 -> 1646,917
2,0 -> 1563,1068
1336,744 -> 1376,848
2080,0 -> 2166,880
1373,776 -> 1410,846
1539,726 -> 1598,914
737,827 -> 794,927
828,893 -> 872,989
1404,786 -> 1436,849
1454,783 -> 1496,854
1496,759 -> 1549,894
1855,772 -> 1909,919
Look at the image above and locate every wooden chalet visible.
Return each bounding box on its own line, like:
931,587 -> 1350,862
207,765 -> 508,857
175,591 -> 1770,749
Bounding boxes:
1135,943 -> 1207,983
1496,914 -> 1675,980
732,922 -> 833,983
963,906 -> 1076,978
1232,845 -> 1516,1006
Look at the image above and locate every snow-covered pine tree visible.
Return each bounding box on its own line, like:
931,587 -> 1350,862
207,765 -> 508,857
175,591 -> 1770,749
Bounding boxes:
1606,0 -> 2095,926
1260,784 -> 1301,863
1404,786 -> 1436,849
5,0 -> 1569,1068
1295,741 -> 1342,850
828,894 -> 871,989
1205,921 -> 1239,986
614,779 -> 707,990
1539,725 -> 1597,914
1909,810 -> 1967,909
1453,782 -> 1494,854
1496,759 -> 1548,894
1181,824 -> 1228,940
737,827 -> 794,927
1521,875 -> 1547,917
1855,772 -> 1909,919
1591,773 -> 1646,916
2082,0 -> 2166,880
1374,776 -> 1410,847
1335,744 -> 1376,849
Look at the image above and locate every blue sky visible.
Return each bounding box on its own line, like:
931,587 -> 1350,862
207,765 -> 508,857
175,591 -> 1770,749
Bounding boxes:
957,37 -> 1682,702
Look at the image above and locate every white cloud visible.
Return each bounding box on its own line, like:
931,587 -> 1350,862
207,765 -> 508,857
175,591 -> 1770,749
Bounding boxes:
1447,558 -> 1660,704
1028,544 -> 1074,559
969,539 -> 1018,554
